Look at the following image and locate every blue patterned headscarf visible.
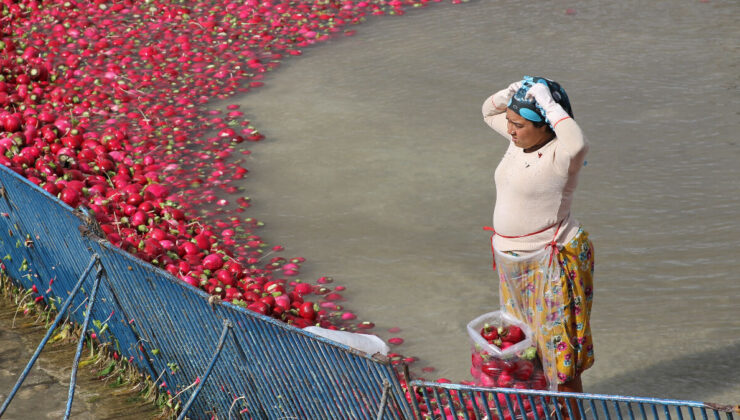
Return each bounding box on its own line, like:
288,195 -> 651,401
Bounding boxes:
507,76 -> 573,128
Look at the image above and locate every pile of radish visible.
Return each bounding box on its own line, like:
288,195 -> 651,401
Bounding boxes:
1,0 -> 459,330
0,1 -> 544,414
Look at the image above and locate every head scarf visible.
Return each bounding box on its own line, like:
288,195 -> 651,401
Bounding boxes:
507,76 -> 573,129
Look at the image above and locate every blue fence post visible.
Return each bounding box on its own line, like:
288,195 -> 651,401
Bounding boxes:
176,319 -> 232,420
64,258 -> 105,419
0,254 -> 99,417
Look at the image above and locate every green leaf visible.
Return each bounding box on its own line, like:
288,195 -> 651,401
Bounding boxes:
97,360 -> 116,377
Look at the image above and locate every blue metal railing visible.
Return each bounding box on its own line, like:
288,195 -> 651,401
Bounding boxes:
65,255 -> 105,420
409,381 -> 739,420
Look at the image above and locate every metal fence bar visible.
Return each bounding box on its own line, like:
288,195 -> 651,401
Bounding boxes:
96,257 -> 158,379
348,352 -> 398,419
664,403 -> 674,420
220,317 -> 267,419
177,319 -> 232,420
527,394 -> 540,420
514,391 -> 527,420
409,380 -> 423,416
230,318 -> 285,417
419,386 -> 432,417
613,400 -> 624,420
223,335 -> 264,419
331,344 -> 377,417
626,402 -> 637,420
0,254 -> 99,417
640,402 -> 649,420
471,389 -> 483,419
676,406 -> 690,420
602,399 -> 613,420
432,386 -> 445,416
410,381 -> 737,420
247,319 -> 307,417
65,259 -> 105,419
491,391 -> 506,420
652,403 -> 660,420
444,387 -> 458,418
542,395 -> 555,420
270,325 -> 325,416
699,407 -> 709,420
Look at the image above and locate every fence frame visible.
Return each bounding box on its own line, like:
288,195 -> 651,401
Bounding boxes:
0,164 -> 414,419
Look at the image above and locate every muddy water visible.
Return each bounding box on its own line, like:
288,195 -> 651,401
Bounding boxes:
229,0 -> 740,406
0,296 -> 161,419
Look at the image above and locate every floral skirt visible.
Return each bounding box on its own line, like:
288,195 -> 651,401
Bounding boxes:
497,229 -> 595,385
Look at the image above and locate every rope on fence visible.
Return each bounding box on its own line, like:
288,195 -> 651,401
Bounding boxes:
65,258 -> 105,419
375,379 -> 391,420
177,319 -> 233,420
0,254 -> 100,417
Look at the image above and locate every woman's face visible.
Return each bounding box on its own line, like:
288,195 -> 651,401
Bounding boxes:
506,109 -> 551,150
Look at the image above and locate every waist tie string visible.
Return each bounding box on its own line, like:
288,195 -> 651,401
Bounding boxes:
483,218 -> 565,271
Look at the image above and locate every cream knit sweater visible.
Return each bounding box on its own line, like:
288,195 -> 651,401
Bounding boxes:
482,93 -> 589,253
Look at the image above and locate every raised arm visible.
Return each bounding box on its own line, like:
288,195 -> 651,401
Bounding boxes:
552,118 -> 588,166
482,81 -> 522,139
525,83 -> 589,173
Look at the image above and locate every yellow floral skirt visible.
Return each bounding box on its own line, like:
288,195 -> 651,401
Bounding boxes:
497,229 -> 595,385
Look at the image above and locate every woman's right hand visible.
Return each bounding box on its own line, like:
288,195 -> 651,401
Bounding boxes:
492,80 -> 523,110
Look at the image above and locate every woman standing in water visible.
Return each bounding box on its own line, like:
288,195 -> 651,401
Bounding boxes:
481,76 -> 595,397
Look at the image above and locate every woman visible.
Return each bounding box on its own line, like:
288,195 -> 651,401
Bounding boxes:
481,76 -> 595,395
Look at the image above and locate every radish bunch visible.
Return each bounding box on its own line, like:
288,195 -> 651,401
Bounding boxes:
3,0 -> 478,408
470,322 -> 548,390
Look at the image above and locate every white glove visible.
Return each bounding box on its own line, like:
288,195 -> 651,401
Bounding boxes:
525,83 -> 570,125
492,80 -> 523,109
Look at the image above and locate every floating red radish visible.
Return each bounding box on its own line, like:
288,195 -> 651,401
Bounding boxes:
3,1 -> 472,413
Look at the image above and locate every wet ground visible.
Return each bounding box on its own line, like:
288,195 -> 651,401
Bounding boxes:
0,293 -> 163,420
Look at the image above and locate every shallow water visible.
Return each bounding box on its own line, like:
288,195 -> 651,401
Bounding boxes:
0,297 -> 161,419
229,0 -> 740,405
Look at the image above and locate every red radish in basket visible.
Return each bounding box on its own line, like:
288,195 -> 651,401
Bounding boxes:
480,323 -> 499,343
500,325 -> 525,344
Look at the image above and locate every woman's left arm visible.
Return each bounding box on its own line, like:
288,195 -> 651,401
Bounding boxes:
552,118 -> 589,174
526,84 -> 589,172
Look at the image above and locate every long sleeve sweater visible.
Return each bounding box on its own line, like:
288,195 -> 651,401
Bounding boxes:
482,93 -> 589,253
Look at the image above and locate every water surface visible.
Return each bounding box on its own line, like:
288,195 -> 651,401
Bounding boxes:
229,0 -> 740,404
